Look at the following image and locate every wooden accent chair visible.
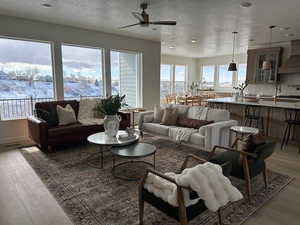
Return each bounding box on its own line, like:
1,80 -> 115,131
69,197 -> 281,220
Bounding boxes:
208,140 -> 276,203
138,154 -> 232,225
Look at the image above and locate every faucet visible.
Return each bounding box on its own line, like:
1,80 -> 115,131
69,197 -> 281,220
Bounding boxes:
274,83 -> 281,103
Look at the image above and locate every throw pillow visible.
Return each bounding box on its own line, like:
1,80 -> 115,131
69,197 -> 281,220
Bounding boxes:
177,117 -> 214,129
153,105 -> 166,123
35,108 -> 58,127
78,98 -> 102,120
56,104 -> 77,125
160,108 -> 178,126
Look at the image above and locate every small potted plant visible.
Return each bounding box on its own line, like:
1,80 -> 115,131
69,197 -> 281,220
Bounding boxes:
233,81 -> 248,100
94,95 -> 127,137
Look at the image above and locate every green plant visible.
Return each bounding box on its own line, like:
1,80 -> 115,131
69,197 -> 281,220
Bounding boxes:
189,81 -> 199,91
93,95 -> 127,115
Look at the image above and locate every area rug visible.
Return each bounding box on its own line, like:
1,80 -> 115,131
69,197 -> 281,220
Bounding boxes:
20,135 -> 293,225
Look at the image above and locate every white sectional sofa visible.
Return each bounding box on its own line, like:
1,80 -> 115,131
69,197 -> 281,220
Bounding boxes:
138,104 -> 238,151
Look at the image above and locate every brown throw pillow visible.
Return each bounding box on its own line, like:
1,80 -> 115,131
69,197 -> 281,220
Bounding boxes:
160,108 -> 178,126
177,117 -> 214,129
238,132 -> 266,164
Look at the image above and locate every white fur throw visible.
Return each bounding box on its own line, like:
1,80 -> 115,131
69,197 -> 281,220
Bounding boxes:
144,162 -> 243,211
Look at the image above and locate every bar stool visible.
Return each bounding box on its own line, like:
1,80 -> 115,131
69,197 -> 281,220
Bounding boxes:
243,106 -> 264,130
281,109 -> 300,150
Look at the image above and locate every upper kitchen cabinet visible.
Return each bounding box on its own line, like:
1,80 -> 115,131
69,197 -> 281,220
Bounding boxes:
246,47 -> 282,84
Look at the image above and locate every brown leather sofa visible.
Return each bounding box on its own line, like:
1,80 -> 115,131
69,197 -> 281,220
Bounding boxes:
28,100 -> 131,151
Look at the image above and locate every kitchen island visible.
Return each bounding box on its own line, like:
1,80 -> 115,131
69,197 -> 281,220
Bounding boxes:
207,97 -> 300,141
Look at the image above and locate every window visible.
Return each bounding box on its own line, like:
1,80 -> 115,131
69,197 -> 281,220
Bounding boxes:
174,65 -> 186,95
62,44 -> 103,98
202,65 -> 215,88
218,64 -> 233,88
110,50 -> 141,108
160,64 -> 187,101
238,64 -> 247,85
0,38 -> 54,99
160,64 -> 172,99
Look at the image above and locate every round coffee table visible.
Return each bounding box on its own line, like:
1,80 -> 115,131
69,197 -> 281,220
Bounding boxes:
87,131 -> 139,168
111,142 -> 156,181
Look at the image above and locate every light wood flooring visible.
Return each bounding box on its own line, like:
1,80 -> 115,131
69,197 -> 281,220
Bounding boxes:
0,141 -> 299,225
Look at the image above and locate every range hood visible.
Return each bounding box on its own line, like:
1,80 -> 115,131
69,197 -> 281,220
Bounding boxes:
279,39 -> 300,74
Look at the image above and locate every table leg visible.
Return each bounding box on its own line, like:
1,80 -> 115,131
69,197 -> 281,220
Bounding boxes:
266,107 -> 271,136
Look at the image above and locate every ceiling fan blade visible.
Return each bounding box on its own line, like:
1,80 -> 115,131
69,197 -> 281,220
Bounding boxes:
132,12 -> 144,22
119,23 -> 141,29
149,21 -> 177,25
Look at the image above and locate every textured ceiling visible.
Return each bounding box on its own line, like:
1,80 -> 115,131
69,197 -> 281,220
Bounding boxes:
0,0 -> 300,57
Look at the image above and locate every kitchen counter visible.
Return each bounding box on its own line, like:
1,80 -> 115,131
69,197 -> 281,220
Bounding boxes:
208,97 -> 300,110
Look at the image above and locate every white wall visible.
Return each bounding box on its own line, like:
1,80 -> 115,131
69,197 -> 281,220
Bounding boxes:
0,15 -> 161,143
161,54 -> 198,86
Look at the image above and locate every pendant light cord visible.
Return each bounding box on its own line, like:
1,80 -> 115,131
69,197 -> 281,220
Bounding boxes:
232,32 -> 237,62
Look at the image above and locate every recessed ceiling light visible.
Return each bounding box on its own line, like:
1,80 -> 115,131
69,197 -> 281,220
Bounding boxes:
42,3 -> 53,8
279,27 -> 290,31
191,39 -> 197,43
169,46 -> 175,49
240,2 -> 252,8
249,38 -> 255,42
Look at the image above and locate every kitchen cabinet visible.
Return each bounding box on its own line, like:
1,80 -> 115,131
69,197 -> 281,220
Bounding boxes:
246,47 -> 282,84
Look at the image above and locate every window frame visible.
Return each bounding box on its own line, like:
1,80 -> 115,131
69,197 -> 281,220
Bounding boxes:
0,35 -> 56,99
200,63 -> 246,90
160,63 -> 187,98
110,49 -> 143,108
61,43 -> 105,98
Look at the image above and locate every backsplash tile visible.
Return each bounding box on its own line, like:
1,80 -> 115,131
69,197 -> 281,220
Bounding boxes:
246,74 -> 300,96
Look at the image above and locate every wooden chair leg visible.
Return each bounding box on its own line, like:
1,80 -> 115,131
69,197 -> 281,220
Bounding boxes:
178,188 -> 188,225
217,209 -> 223,225
242,158 -> 252,203
138,192 -> 144,225
262,166 -> 268,189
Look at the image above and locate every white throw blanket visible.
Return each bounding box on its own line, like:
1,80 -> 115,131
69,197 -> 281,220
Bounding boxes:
169,127 -> 198,144
144,162 -> 243,212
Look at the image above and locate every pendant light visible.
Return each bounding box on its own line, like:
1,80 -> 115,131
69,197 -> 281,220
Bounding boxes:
228,31 -> 238,71
262,25 -> 276,70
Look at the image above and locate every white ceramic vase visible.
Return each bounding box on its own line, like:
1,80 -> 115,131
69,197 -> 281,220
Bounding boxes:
104,115 -> 121,137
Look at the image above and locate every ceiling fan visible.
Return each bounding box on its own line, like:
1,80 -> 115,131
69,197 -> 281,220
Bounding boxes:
119,2 -> 177,29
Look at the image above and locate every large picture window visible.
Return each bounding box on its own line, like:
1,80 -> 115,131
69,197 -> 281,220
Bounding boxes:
202,65 -> 215,88
62,44 -> 103,98
218,64 -> 233,88
238,64 -> 247,85
0,38 -> 54,99
160,64 -> 187,101
160,64 -> 172,99
110,50 -> 141,107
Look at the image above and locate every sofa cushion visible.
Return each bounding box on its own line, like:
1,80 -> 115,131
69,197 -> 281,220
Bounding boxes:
177,117 -> 213,129
48,123 -> 103,138
153,104 -> 171,123
171,104 -> 189,117
35,100 -> 79,118
35,108 -> 58,127
78,98 -> 102,120
206,108 -> 229,122
143,123 -> 170,136
161,108 -> 178,126
189,133 -> 205,146
56,104 -> 77,125
186,106 -> 206,120
79,118 -> 104,126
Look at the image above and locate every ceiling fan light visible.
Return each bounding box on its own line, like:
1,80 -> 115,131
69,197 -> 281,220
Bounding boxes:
228,62 -> 237,71
262,60 -> 272,70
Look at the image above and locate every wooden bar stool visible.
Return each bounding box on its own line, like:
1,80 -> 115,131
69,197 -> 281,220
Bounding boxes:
243,106 -> 264,130
281,109 -> 300,150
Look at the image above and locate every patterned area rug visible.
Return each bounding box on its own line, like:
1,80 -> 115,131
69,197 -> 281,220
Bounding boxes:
20,135 -> 293,225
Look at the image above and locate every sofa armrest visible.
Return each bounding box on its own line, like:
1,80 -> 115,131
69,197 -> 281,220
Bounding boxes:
27,116 -> 48,146
138,111 -> 154,130
199,120 -> 238,151
118,111 -> 131,130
